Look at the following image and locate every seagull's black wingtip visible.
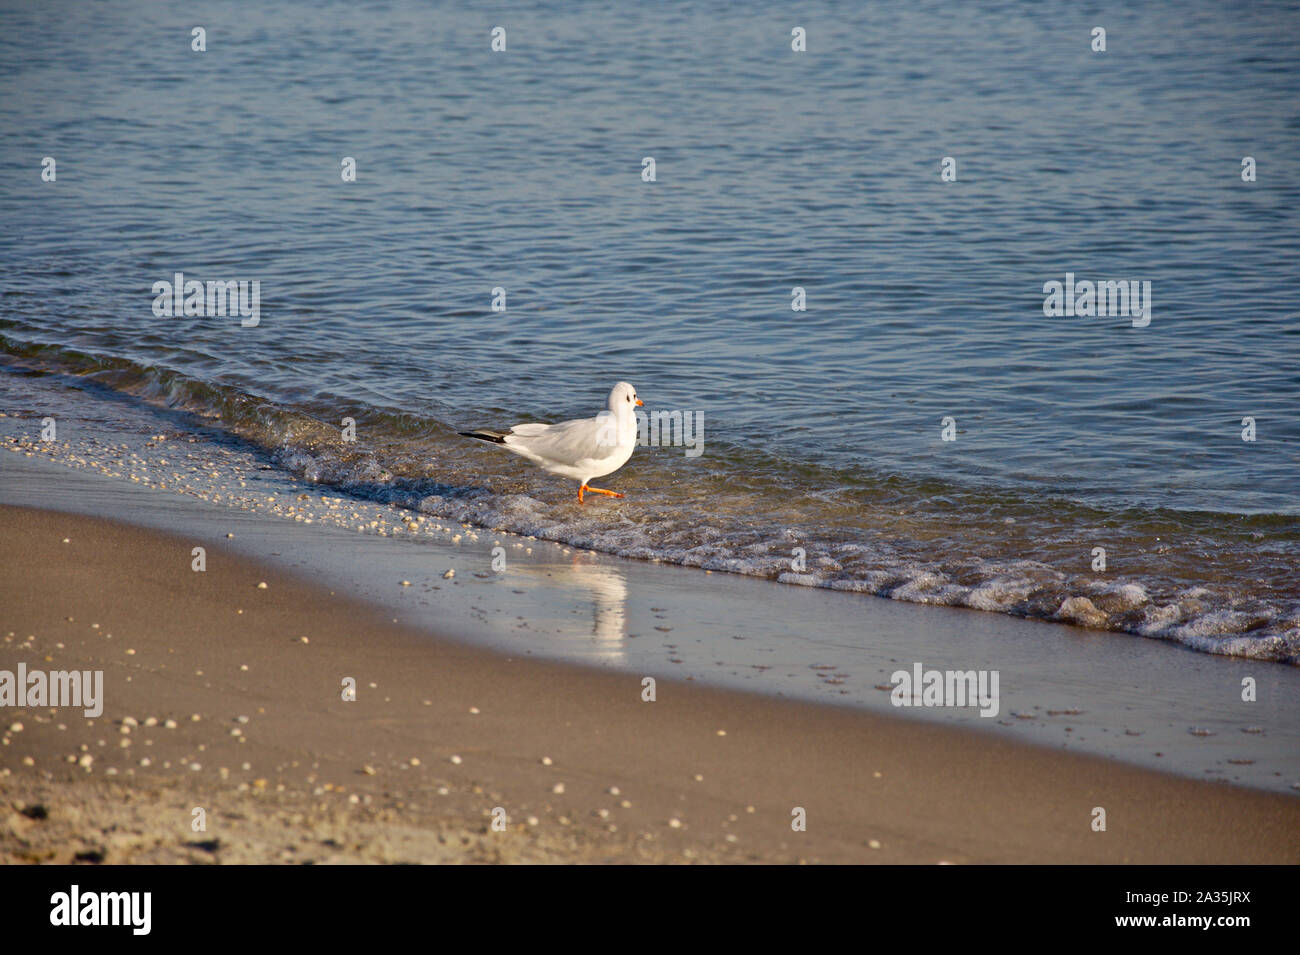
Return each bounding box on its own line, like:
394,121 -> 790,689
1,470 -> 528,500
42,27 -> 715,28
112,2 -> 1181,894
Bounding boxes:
459,430 -> 508,444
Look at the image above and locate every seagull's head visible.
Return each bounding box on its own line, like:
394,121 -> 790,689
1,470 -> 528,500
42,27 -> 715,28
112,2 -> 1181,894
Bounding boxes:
609,381 -> 643,411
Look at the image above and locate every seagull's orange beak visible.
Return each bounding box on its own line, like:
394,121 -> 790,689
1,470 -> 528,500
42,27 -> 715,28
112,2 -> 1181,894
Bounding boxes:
635,398 -> 644,406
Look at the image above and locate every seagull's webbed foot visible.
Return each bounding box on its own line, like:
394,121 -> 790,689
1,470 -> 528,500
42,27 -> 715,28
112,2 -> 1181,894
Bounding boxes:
578,484 -> 624,503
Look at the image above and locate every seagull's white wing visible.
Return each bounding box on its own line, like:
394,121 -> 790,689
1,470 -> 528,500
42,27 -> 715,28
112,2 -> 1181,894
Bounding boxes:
506,416 -> 616,467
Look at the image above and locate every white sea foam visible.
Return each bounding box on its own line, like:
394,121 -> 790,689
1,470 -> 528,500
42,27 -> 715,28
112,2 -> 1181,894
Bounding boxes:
2,381 -> 1297,666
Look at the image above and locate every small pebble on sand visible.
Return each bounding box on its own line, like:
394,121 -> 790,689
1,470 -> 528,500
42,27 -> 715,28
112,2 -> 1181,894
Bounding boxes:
257,582 -> 267,589
552,782 -> 565,794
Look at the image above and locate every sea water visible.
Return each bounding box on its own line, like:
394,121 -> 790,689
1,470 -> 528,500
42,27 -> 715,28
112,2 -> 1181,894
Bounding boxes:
1,0 -> 1297,662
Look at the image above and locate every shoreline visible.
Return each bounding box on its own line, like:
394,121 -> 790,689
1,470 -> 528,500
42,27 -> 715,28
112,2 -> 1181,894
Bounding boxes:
1,436 -> 1298,795
1,364 -> 1295,668
3,503 -> 1299,864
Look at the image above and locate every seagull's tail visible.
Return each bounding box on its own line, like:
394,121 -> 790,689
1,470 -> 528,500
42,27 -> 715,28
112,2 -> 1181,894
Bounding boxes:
458,429 -> 511,444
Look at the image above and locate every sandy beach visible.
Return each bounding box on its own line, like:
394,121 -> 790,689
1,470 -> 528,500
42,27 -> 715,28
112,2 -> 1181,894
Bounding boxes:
3,503 -> 1298,865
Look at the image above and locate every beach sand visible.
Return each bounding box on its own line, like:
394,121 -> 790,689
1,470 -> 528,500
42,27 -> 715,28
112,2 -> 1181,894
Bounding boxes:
2,504 -> 1298,864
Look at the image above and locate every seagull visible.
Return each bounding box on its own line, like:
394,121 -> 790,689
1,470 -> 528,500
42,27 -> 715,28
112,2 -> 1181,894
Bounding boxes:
459,382 -> 643,503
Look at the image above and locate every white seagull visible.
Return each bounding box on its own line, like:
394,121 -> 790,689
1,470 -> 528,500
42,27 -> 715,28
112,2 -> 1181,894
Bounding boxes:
459,381 -> 643,503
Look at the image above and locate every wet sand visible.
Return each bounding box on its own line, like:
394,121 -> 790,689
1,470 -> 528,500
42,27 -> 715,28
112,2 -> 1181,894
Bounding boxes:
4,441 -> 1298,794
2,504 -> 1298,864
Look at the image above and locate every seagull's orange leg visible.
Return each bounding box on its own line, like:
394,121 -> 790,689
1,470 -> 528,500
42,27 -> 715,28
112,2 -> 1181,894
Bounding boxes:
578,483 -> 623,503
